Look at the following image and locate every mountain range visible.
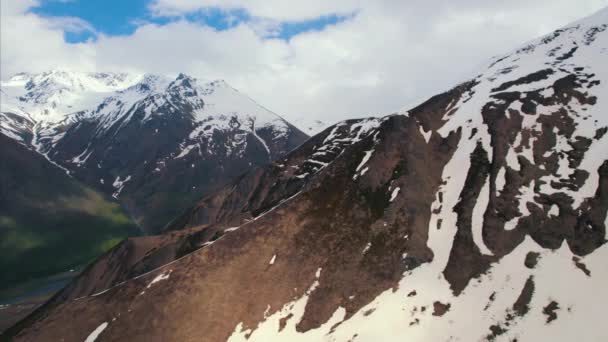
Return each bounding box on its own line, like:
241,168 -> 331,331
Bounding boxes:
3,6 -> 608,342
0,70 -> 309,310
1,71 -> 309,233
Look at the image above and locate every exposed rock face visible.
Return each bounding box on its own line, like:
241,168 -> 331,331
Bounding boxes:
5,7 -> 608,342
1,73 -> 308,233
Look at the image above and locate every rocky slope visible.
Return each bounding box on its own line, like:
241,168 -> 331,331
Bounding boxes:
1,72 -> 308,232
5,7 -> 608,342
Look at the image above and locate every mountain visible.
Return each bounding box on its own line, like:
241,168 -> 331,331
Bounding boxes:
1,71 -> 308,233
5,7 -> 608,342
0,133 -> 139,293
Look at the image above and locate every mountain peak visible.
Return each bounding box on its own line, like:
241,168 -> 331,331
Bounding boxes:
0,71 -> 147,123
175,72 -> 194,81
571,5 -> 608,27
168,73 -> 197,92
127,73 -> 171,94
168,74 -> 233,91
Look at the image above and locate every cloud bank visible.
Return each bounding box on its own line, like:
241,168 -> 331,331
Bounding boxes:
2,0 -> 607,123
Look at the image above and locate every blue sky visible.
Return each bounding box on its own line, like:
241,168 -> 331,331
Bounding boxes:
31,0 -> 351,43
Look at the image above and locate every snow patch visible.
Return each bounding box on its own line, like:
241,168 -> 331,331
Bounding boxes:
472,177 -> 494,256
363,242 -> 372,254
548,204 -> 560,217
356,149 -> 374,172
495,167 -> 506,194
84,322 -> 108,342
112,175 -> 131,199
228,269 -> 345,342
146,270 -> 172,289
175,144 -> 197,159
389,187 -> 400,202
419,126 -> 432,143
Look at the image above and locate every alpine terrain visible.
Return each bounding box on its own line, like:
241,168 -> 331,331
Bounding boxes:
0,132 -> 139,292
4,6 -> 608,342
1,72 -> 308,233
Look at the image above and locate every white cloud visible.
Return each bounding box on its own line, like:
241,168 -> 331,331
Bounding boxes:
45,16 -> 97,35
148,0 -> 361,21
2,0 -> 608,125
0,0 -> 95,79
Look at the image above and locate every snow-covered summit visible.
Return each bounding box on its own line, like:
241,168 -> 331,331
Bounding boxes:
0,70 -> 297,150
2,69 -> 139,91
56,72 -> 293,140
1,70 -> 143,123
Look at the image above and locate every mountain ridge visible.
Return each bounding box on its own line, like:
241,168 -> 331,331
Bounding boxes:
1,71 -> 309,232
4,7 -> 608,342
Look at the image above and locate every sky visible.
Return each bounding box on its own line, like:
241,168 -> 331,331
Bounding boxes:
2,0 -> 608,124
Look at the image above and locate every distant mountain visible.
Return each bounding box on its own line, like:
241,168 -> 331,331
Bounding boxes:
1,71 -> 308,233
0,133 -> 138,292
6,7 -> 608,342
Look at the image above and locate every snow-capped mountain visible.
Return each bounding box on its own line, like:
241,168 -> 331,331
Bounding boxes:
1,70 -> 141,123
0,89 -> 34,143
0,71 -> 308,232
6,7 -> 608,342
